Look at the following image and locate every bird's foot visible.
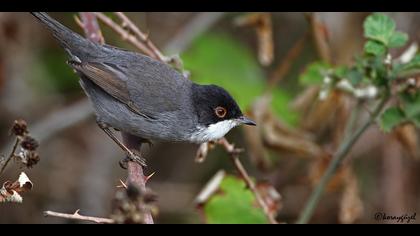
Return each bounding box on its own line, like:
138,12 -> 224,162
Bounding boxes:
119,149 -> 147,169
140,138 -> 153,149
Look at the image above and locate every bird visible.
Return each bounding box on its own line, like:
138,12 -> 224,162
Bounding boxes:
31,12 -> 256,166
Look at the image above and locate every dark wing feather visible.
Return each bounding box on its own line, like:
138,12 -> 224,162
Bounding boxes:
68,60 -> 154,119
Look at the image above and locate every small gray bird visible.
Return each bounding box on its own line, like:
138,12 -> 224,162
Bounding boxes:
31,12 -> 256,166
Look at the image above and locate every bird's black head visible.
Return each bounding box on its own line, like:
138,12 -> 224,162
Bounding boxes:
190,84 -> 255,142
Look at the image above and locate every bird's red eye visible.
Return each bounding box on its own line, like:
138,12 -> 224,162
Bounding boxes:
215,106 -> 227,118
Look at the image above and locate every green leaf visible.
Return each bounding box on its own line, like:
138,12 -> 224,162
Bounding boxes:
369,55 -> 389,85
379,107 -> 406,132
388,31 -> 408,48
299,61 -> 331,86
334,66 -> 348,78
346,68 -> 364,85
363,13 -> 395,46
364,40 -> 386,56
399,92 -> 420,118
204,175 -> 268,224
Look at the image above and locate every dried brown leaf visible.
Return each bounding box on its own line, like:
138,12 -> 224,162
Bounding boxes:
0,172 -> 33,203
234,13 -> 274,66
339,169 -> 364,224
243,96 -> 273,170
302,91 -> 344,132
249,94 -> 326,159
256,181 -> 282,216
308,13 -> 331,63
308,156 -> 348,192
394,123 -> 418,160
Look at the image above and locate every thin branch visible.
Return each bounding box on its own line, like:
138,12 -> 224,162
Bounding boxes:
0,138 -> 20,176
79,13 -> 104,44
218,138 -> 278,224
114,12 -> 166,61
44,210 -> 114,224
94,12 -> 155,59
296,93 -> 390,224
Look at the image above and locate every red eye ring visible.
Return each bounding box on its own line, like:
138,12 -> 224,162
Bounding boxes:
215,106 -> 227,118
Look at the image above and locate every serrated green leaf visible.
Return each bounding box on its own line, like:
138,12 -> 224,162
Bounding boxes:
379,107 -> 406,132
364,40 -> 386,56
388,31 -> 409,48
203,175 -> 268,224
299,61 -> 331,86
363,13 -> 395,46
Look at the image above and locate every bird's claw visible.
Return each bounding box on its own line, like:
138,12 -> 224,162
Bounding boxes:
129,150 -> 147,166
119,150 -> 147,169
139,138 -> 153,149
119,158 -> 129,169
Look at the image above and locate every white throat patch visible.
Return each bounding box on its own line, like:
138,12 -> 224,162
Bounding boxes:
190,120 -> 239,143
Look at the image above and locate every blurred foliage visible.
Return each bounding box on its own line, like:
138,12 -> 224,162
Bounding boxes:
380,107 -> 406,132
182,33 -> 299,126
298,61 -> 331,86
203,175 -> 267,224
37,48 -> 81,94
299,13 -> 420,134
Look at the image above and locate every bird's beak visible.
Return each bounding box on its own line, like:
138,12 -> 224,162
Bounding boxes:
238,116 -> 256,126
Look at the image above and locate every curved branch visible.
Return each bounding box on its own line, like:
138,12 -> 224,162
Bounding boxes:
218,138 -> 278,224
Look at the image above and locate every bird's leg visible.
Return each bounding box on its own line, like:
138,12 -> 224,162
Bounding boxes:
96,121 -> 147,168
139,137 -> 153,149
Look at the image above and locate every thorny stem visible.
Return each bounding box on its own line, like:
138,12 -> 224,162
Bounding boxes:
44,210 -> 114,224
0,138 -> 20,177
297,93 -> 390,224
218,138 -> 278,224
77,12 -> 155,224
122,134 -> 154,224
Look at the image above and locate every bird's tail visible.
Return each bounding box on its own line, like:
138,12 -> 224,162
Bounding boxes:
31,12 -> 94,60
